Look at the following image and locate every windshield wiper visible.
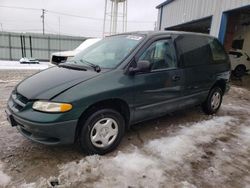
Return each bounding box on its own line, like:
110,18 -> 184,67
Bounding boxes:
58,63 -> 87,71
80,59 -> 101,73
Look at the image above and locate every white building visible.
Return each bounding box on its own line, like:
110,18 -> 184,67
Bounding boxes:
156,0 -> 250,54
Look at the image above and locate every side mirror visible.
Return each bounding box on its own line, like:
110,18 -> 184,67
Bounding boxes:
129,60 -> 151,75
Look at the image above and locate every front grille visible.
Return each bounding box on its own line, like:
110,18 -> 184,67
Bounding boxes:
10,91 -> 29,112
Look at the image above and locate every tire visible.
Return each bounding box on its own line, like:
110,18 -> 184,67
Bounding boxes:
233,65 -> 246,77
202,87 -> 223,115
79,109 -> 125,155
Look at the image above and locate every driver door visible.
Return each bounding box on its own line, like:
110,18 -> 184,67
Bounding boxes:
132,38 -> 185,123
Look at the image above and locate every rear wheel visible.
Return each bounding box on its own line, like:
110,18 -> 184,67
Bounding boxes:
79,109 -> 125,155
202,87 -> 223,115
233,65 -> 246,77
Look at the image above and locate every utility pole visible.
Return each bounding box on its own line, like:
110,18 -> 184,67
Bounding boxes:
41,9 -> 45,35
58,17 -> 61,51
0,23 -> 3,32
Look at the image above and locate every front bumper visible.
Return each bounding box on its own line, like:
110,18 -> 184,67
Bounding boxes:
6,108 -> 78,145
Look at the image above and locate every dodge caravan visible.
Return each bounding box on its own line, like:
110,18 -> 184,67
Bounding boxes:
6,31 -> 231,155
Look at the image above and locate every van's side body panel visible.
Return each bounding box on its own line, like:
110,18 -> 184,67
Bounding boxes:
174,34 -> 231,108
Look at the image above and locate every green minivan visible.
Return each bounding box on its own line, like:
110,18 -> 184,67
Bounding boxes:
6,31 -> 231,154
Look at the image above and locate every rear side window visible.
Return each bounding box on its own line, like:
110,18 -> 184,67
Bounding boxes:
209,39 -> 227,62
175,35 -> 211,67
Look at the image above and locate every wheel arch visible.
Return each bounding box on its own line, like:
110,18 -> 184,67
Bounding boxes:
211,79 -> 227,94
74,98 -> 130,142
234,64 -> 247,71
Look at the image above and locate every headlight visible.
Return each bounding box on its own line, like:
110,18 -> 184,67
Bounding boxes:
32,101 -> 72,112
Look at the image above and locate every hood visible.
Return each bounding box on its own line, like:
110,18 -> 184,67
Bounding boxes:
52,51 -> 76,57
74,38 -> 101,53
16,66 -> 103,100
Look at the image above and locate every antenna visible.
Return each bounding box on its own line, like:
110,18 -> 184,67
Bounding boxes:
103,0 -> 127,37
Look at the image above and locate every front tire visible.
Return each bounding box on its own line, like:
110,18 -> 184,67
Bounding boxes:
202,87 -> 223,115
79,109 -> 125,155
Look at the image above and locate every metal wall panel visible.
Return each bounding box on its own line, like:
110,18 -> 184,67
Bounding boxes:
0,32 -> 86,61
11,49 -> 22,60
0,35 -> 9,46
0,48 -> 10,59
10,36 -> 21,48
158,0 -> 250,37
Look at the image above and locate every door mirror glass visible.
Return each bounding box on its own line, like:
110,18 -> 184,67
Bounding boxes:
129,60 -> 151,74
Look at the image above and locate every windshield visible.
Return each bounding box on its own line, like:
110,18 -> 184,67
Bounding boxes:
71,35 -> 144,69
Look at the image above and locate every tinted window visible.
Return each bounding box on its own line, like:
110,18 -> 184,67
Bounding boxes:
139,39 -> 177,70
175,35 -> 211,67
209,39 -> 227,62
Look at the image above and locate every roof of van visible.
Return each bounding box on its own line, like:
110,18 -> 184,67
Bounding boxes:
113,30 -> 216,39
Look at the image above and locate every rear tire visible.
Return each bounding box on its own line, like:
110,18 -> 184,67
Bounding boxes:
233,65 -> 246,77
202,87 -> 223,115
79,109 -> 125,155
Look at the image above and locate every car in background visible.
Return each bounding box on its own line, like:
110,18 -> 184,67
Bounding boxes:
19,58 -> 39,64
229,49 -> 250,77
50,38 -> 101,65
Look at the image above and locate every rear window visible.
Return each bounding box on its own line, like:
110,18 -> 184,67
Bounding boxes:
175,35 -> 211,67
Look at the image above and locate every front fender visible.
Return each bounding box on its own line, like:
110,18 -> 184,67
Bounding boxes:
52,70 -> 134,120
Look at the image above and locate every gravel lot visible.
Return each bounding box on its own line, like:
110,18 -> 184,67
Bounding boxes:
0,69 -> 249,188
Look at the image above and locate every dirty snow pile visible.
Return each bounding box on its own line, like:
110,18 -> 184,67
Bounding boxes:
0,60 -> 48,70
0,161 -> 11,187
20,115 -> 250,188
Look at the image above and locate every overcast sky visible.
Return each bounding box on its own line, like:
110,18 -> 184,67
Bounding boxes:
0,0 -> 163,37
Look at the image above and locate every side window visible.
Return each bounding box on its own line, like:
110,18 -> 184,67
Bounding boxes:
175,35 -> 211,67
209,39 -> 227,62
139,39 -> 177,70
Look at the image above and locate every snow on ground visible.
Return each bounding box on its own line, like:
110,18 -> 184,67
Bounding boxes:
0,162 -> 11,187
0,70 -> 249,188
0,60 -> 49,70
20,116 -> 247,188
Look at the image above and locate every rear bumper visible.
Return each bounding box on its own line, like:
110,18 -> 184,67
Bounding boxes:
6,108 -> 78,145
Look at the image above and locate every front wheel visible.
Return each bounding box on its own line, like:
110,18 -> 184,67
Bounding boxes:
79,109 -> 125,155
202,87 -> 223,115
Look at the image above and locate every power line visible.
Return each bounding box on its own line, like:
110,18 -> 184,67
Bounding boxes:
0,5 -> 40,11
48,10 -> 103,21
47,10 -> 155,23
0,5 -> 155,23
